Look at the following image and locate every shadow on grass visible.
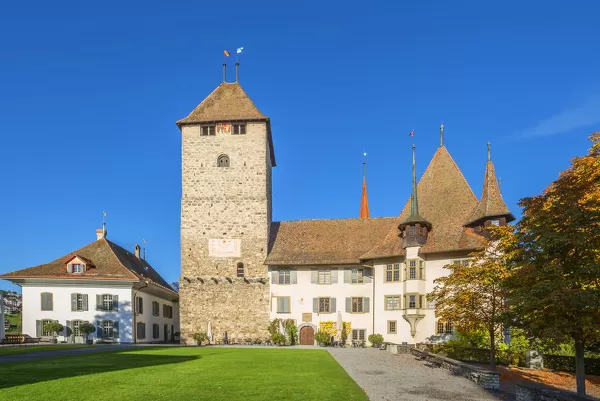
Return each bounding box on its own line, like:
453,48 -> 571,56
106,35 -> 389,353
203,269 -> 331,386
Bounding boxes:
0,350 -> 198,390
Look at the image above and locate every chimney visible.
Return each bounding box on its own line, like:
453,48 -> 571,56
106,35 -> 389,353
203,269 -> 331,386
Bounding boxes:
134,244 -> 141,259
96,228 -> 106,240
222,63 -> 227,83
235,62 -> 239,83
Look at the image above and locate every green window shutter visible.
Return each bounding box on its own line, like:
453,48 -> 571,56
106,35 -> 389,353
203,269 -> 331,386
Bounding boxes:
36,320 -> 41,337
96,295 -> 102,311
113,295 -> 119,311
83,294 -> 88,311
290,270 -> 297,284
331,297 -> 336,312
67,263 -> 73,273
284,298 -> 290,313
331,269 -> 338,283
65,320 -> 71,342
345,297 -> 351,313
311,270 -> 318,284
277,297 -> 283,313
97,320 -> 103,338
364,268 -> 372,283
48,293 -> 53,311
271,271 -> 277,284
40,293 -> 45,311
344,269 -> 351,283
364,297 -> 370,313
312,298 -> 318,313
71,294 -> 77,311
113,321 -> 119,340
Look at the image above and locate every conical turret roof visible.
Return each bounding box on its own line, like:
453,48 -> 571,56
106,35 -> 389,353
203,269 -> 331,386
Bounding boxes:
466,159 -> 514,226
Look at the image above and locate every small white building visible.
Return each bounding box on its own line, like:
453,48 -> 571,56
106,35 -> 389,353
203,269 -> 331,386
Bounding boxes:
0,229 -> 179,344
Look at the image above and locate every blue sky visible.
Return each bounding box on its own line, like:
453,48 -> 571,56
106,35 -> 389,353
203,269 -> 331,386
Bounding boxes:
1,1 -> 598,291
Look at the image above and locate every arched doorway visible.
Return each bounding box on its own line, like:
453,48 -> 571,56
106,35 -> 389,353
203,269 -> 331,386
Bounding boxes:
299,326 -> 314,345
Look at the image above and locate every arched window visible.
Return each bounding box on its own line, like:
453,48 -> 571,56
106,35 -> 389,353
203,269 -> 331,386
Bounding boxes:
236,262 -> 244,278
217,155 -> 230,167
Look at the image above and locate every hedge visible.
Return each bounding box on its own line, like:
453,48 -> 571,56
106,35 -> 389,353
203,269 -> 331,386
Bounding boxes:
543,354 -> 600,375
420,344 -> 526,367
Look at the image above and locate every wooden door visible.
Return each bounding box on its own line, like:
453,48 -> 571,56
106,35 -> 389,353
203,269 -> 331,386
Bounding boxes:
299,326 -> 314,345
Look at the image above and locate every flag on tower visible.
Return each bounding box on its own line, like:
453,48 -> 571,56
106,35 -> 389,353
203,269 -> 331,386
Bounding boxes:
236,47 -> 243,54
409,130 -> 414,137
224,50 -> 231,57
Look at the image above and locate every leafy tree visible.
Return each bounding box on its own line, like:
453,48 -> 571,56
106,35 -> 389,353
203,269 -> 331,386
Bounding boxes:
368,334 -> 384,346
499,133 -> 600,396
428,234 -> 509,369
80,323 -> 95,343
43,321 -> 64,339
192,332 -> 209,345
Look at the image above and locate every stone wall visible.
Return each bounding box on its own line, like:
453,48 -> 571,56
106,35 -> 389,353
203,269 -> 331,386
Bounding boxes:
179,121 -> 272,343
516,383 -> 592,401
404,346 -> 500,390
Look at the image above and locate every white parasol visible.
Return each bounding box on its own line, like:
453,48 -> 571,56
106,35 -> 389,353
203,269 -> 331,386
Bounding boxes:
207,319 -> 213,344
336,311 -> 343,339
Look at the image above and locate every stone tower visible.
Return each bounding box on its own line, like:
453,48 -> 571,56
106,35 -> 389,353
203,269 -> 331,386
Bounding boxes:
176,74 -> 275,343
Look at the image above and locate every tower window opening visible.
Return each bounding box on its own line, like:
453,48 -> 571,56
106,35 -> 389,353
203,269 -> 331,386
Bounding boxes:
236,263 -> 244,278
217,155 -> 230,167
201,125 -> 216,136
233,124 -> 246,135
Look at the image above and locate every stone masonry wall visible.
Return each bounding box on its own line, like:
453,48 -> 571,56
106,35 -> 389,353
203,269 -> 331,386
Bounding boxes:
180,122 -> 272,342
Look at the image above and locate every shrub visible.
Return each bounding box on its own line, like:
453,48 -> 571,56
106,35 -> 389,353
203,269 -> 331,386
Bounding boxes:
79,323 -> 95,337
284,319 -> 298,345
368,334 -> 384,346
543,354 -> 600,375
271,333 -> 286,345
43,321 -> 64,338
192,332 -> 209,345
315,330 -> 331,346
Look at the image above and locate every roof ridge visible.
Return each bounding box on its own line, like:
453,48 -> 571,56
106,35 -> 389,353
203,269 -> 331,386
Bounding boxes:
103,239 -> 141,281
275,216 -> 397,224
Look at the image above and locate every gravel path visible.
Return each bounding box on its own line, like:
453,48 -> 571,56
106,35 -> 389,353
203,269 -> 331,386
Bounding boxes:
328,347 -> 512,401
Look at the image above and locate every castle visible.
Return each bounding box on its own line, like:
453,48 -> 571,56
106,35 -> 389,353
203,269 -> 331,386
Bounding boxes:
177,68 -> 513,345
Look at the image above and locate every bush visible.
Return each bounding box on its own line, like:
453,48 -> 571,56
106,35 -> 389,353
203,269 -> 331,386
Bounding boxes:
284,320 -> 298,345
543,354 -> 600,375
315,331 -> 331,346
368,334 -> 384,346
271,333 -> 286,345
79,323 -> 95,336
192,332 -> 209,345
43,321 -> 64,338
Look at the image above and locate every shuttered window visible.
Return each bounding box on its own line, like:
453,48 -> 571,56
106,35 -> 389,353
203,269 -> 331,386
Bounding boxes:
276,297 -> 290,313
103,320 -> 114,338
318,297 -> 330,313
352,297 -> 363,313
153,324 -> 160,339
317,270 -> 331,284
41,293 -> 53,311
351,269 -> 363,283
278,270 -> 291,285
41,319 -> 53,336
152,301 -> 160,316
136,322 -> 146,339
136,297 -> 143,314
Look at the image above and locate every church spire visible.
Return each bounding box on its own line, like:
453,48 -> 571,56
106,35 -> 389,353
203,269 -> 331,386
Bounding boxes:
466,142 -> 515,229
360,152 -> 370,219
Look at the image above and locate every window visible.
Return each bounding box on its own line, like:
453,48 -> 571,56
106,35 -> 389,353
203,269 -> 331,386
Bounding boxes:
136,322 -> 145,339
217,154 -> 230,167
232,124 -> 246,135
201,125 -> 216,136
385,263 -> 400,282
152,301 -> 160,316
42,319 -> 53,336
409,226 -> 416,236
408,295 -> 416,308
103,294 -> 113,312
409,260 -> 417,279
136,297 -> 143,314
153,323 -> 160,339
276,297 -> 290,313
452,259 -> 470,267
437,321 -> 454,334
73,320 -> 82,336
351,297 -> 364,313
318,269 -> 331,285
237,263 -> 244,278
491,219 -> 500,226
72,264 -> 83,273
278,270 -> 290,285
318,297 -> 330,313
163,305 -> 173,319
388,321 -> 397,334
71,293 -> 86,311
103,320 -> 114,338
351,268 -> 364,284
41,292 -> 53,311
385,295 -> 401,310
352,329 -> 366,341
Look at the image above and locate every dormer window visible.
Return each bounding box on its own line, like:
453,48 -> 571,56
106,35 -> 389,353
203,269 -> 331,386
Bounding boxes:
409,226 -> 416,236
490,219 -> 500,226
232,124 -> 246,135
72,264 -> 84,273
201,125 -> 216,136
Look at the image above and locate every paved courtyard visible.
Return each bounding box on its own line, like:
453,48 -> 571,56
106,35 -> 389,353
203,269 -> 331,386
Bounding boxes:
328,347 -> 511,401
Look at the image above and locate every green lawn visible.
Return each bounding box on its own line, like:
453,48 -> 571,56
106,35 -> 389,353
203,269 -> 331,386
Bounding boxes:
0,347 -> 367,401
0,344 -> 94,356
4,313 -> 21,333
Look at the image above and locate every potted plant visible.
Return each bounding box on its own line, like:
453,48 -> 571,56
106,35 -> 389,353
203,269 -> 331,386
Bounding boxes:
315,330 -> 331,347
192,332 -> 209,346
80,323 -> 96,345
368,333 -> 384,347
43,321 -> 64,344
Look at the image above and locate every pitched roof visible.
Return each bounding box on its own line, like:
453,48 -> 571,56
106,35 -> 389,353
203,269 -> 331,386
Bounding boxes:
466,160 -> 515,226
266,217 -> 397,265
176,83 -> 268,125
361,146 -> 483,259
0,238 -> 176,294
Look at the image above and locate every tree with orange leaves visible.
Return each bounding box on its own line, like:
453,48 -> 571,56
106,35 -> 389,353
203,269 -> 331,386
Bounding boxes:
500,133 -> 600,396
428,233 -> 510,369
